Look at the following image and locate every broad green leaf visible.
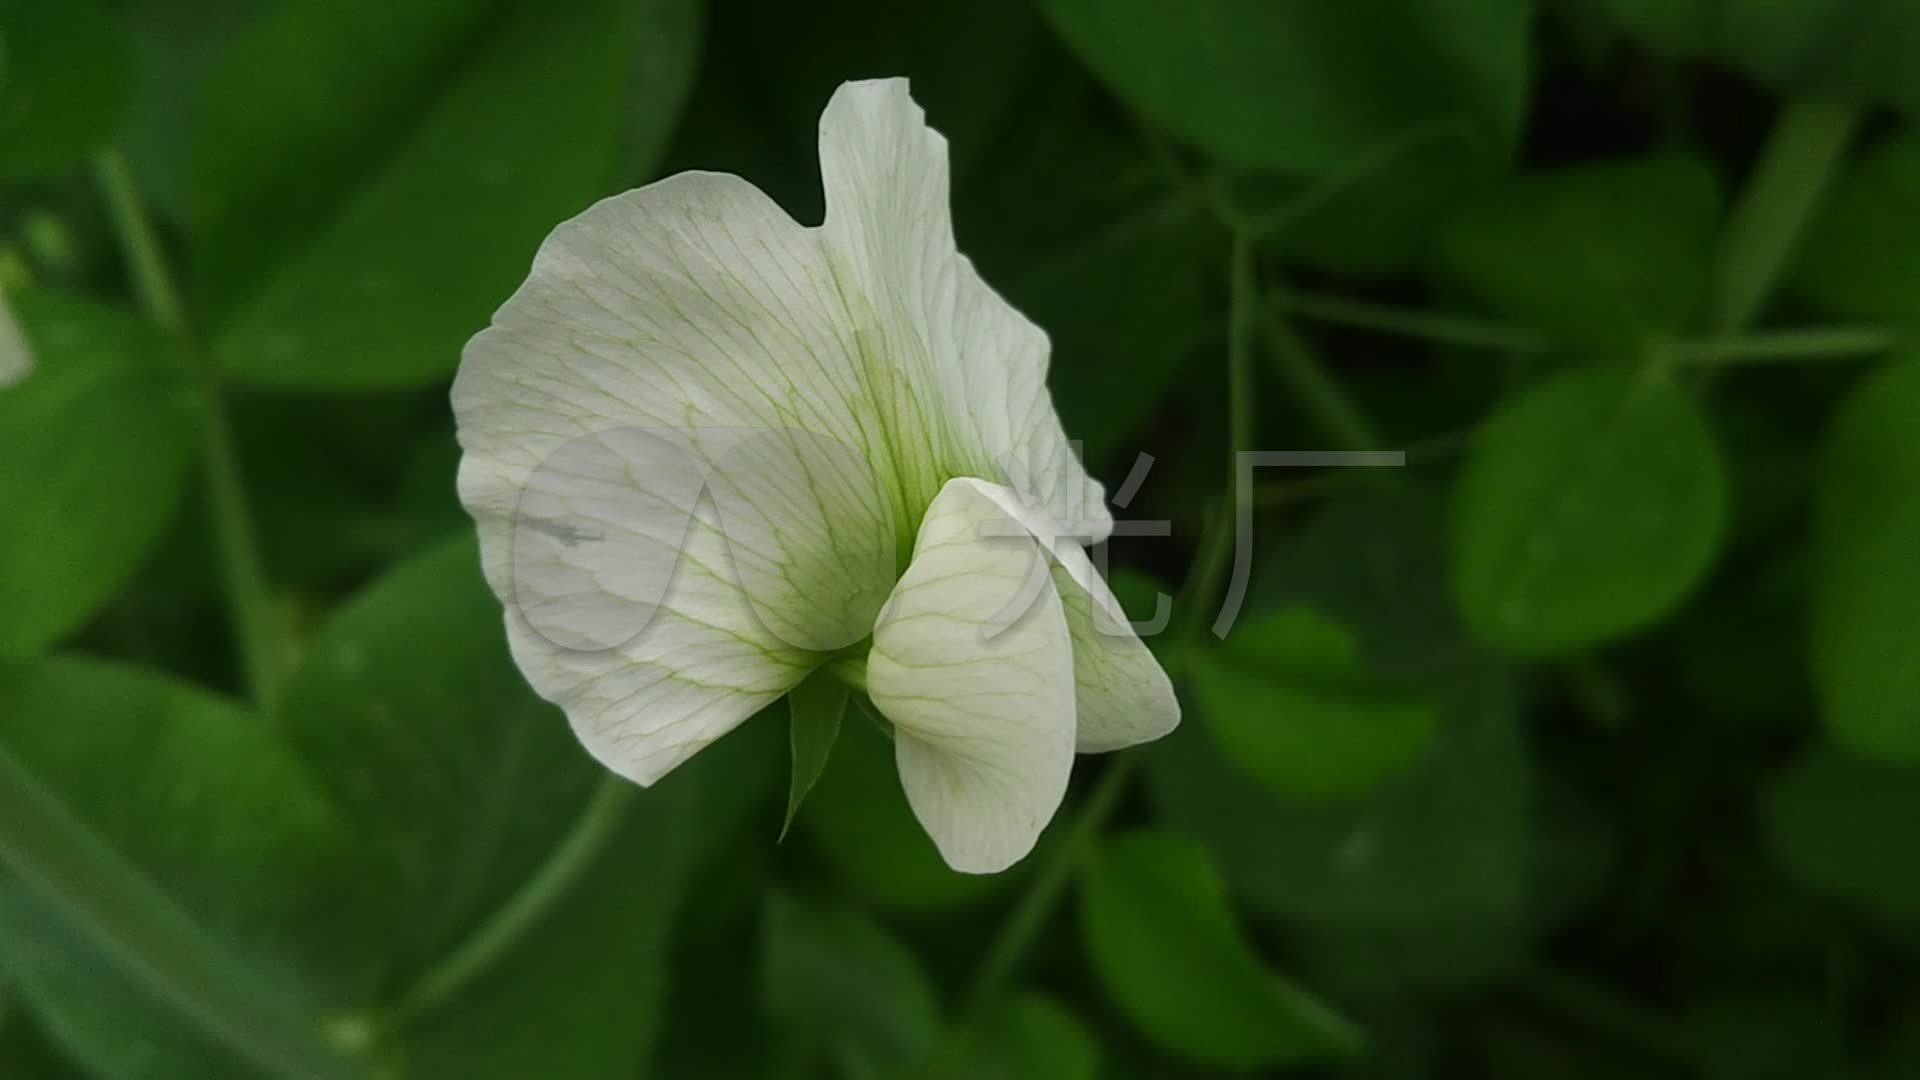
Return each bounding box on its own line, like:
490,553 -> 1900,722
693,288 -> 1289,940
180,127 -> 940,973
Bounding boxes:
801,713 -> 1003,912
277,534 -> 596,981
1793,135 -> 1920,325
782,670 -> 846,838
0,292 -> 196,657
1079,830 -> 1362,1070
1193,606 -> 1435,800
1451,367 -> 1728,656
1035,0 -> 1530,175
1810,361 -> 1920,762
200,0 -> 696,389
0,0 -> 129,177
762,893 -> 939,1079
1684,992 -> 1850,1080
1434,155 -> 1721,350
401,771 -> 705,1079
0,658 -> 363,1079
1603,0 -> 1920,114
1764,746 -> 1920,924
930,994 -> 1099,1080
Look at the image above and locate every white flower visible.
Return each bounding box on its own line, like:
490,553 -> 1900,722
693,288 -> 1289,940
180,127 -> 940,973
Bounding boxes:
0,292 -> 31,389
452,79 -> 1178,872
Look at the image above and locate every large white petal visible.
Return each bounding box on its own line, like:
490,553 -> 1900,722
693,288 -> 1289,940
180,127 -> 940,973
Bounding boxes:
867,478 -> 1078,873
454,172 -> 899,785
959,480 -> 1180,753
818,79 -> 1112,545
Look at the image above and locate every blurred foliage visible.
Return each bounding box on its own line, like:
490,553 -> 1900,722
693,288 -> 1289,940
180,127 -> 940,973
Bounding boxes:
3,0 -> 1920,1077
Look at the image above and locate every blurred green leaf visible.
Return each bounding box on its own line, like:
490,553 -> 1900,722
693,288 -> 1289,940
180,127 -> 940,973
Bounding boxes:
782,670 -> 845,839
931,993 -> 1099,1080
742,0 -> 1039,187
0,292 -> 196,658
0,0 -> 130,178
1434,155 -> 1721,350
0,657 -> 362,1079
1451,367 -> 1728,656
1811,360 -> 1920,763
763,893 -> 939,1079
1765,745 -> 1920,924
1602,0 -> 1920,113
277,534 -> 596,981
1793,134 -> 1920,325
802,712 -> 1004,913
200,0 -> 695,389
1035,0 -> 1529,175
1684,991 -> 1851,1080
1079,829 -> 1362,1070
400,772 -> 704,1079
1193,606 -> 1435,801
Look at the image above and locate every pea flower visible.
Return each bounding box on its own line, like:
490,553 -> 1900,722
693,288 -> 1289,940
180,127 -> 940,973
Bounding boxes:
453,79 -> 1177,872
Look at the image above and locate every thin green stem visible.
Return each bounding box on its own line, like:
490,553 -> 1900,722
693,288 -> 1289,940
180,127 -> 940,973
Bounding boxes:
383,773 -> 636,1031
1709,100 -> 1861,332
1250,120 -> 1472,240
1261,311 -> 1388,453
1516,967 -> 1701,1070
1662,325 -> 1898,365
1274,287 -> 1549,354
962,754 -> 1138,1014
93,149 -> 281,705
0,747 -> 362,1079
1227,232 -> 1259,462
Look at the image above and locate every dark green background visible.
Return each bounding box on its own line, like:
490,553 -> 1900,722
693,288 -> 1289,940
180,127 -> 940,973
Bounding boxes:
3,0 -> 1919,1077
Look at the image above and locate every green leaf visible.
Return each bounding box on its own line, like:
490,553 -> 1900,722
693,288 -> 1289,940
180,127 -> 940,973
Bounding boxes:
1602,0 -> 1920,114
931,994 -> 1099,1080
1434,155 -> 1722,350
0,0 -> 130,178
277,534 -> 597,982
0,292 -> 197,658
0,657 -> 363,1079
801,713 -> 1004,912
762,893 -> 939,1079
1079,830 -> 1361,1070
1764,745 -> 1920,924
1451,367 -> 1728,656
1035,0 -> 1530,175
782,669 -> 846,839
1810,360 -> 1920,762
1792,135 -> 1920,325
199,0 -> 696,389
1192,606 -> 1435,800
399,771 -> 705,1079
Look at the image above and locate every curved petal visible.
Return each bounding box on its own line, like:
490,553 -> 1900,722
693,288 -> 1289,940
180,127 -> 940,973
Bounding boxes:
867,478 -> 1077,873
454,171 -> 898,785
959,480 -> 1181,753
818,79 -> 1111,544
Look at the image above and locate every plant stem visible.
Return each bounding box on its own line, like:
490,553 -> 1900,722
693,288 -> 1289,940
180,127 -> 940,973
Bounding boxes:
1662,325 -> 1898,365
383,773 -> 635,1031
962,754 -> 1138,1014
1227,232 -> 1259,462
1273,287 -> 1550,355
1709,100 -> 1861,332
93,149 -> 281,705
1516,967 -> 1700,1069
0,747 -> 362,1079
1261,311 -> 1387,453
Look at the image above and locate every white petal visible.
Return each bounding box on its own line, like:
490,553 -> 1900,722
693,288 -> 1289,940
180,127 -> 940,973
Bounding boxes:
454,172 -> 898,784
867,477 -> 1078,873
818,79 -> 1111,544
0,292 -> 31,389
951,480 -> 1180,753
